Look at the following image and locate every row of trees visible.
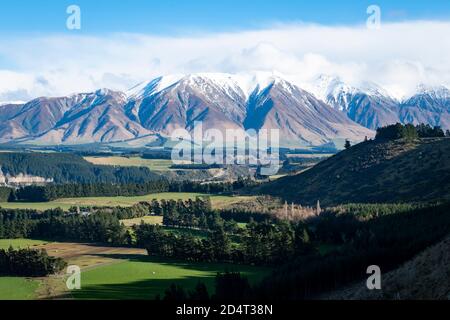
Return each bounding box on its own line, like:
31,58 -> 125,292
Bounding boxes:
0,197 -> 258,243
4,177 -> 256,203
167,177 -> 257,194
376,123 -> 448,141
11,181 -> 171,202
135,219 -> 312,265
0,247 -> 67,277
0,208 -> 130,245
136,225 -> 234,262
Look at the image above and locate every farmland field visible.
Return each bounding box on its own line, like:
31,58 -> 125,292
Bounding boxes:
84,156 -> 175,171
0,240 -> 269,300
0,239 -> 50,250
0,193 -> 256,211
120,216 -> 163,227
74,257 -> 269,300
0,277 -> 40,300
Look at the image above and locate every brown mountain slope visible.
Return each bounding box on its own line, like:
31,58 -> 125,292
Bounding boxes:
31,90 -> 152,144
127,75 -> 247,135
244,79 -> 373,146
258,138 -> 450,206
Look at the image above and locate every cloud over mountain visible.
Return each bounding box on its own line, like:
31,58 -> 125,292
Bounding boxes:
0,21 -> 450,103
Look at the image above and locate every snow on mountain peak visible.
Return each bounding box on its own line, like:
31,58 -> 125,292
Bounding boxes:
125,72 -> 284,101
415,84 -> 450,100
125,72 -> 447,107
310,75 -> 355,103
310,74 -> 395,103
0,101 -> 25,107
126,74 -> 185,100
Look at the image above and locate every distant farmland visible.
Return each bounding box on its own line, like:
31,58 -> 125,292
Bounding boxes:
84,156 -> 175,172
0,193 -> 256,211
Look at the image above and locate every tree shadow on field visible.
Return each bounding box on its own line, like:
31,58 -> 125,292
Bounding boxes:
66,276 -> 215,300
58,254 -> 269,300
88,253 -> 266,275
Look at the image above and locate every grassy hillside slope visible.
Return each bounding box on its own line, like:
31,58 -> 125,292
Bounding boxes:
258,138 -> 450,206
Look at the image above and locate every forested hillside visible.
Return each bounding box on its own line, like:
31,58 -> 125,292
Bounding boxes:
258,137 -> 450,206
0,152 -> 161,184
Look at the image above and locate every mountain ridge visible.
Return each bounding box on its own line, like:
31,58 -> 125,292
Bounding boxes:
312,75 -> 449,131
1,72 -> 449,147
0,73 -> 373,147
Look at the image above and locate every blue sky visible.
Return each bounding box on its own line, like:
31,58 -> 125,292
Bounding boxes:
0,0 -> 449,102
0,0 -> 449,34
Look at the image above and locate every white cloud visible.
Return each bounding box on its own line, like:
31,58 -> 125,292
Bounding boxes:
0,20 -> 449,102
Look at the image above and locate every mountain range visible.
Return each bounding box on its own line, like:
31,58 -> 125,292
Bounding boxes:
0,73 -> 448,147
313,75 -> 450,131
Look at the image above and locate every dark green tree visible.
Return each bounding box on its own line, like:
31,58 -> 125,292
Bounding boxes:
344,140 -> 352,149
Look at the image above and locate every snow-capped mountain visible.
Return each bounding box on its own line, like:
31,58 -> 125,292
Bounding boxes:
124,73 -> 372,146
1,72 -> 448,147
399,84 -> 450,130
312,76 -> 450,131
31,89 -> 152,144
125,74 -> 247,134
243,77 -> 373,145
0,94 -> 87,143
312,75 -> 401,130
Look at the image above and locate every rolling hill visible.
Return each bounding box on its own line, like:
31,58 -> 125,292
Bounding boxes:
258,137 -> 450,206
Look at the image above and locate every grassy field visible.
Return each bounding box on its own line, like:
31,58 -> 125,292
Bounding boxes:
0,277 -> 40,300
0,239 -> 50,250
120,216 -> 163,227
84,156 -> 175,172
0,239 -> 269,300
73,257 -> 269,300
0,193 -> 256,211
